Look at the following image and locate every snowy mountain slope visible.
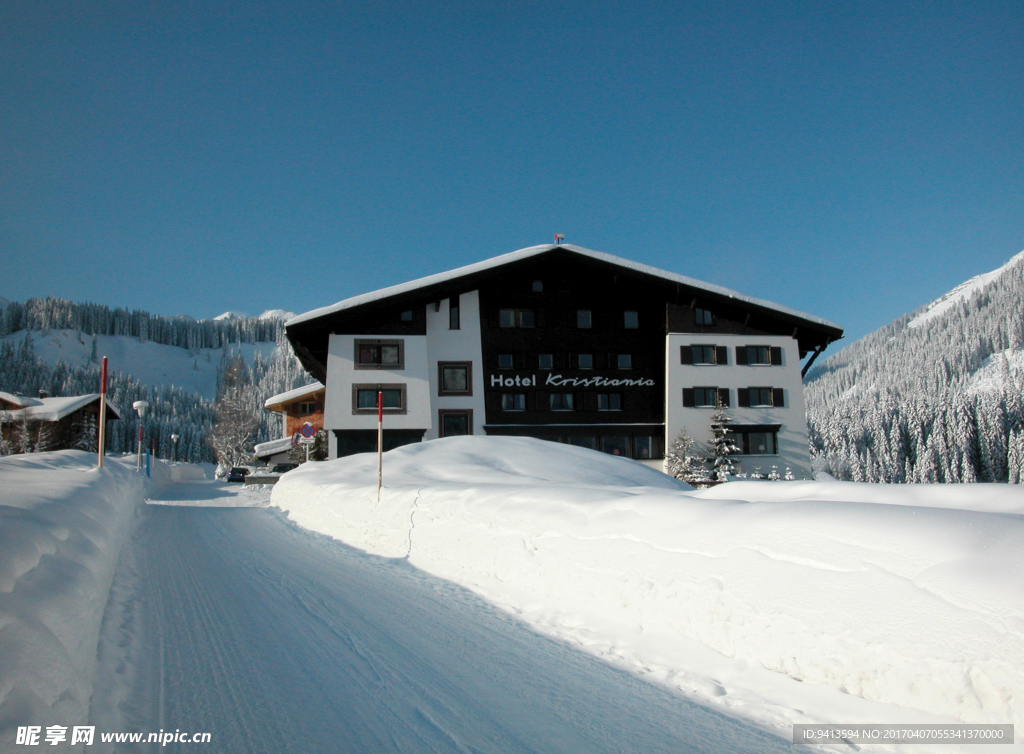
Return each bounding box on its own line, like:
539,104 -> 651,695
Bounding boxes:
1,329 -> 278,401
908,249 -> 1024,329
0,298 -> 311,464
806,247 -> 1024,483
258,308 -> 296,321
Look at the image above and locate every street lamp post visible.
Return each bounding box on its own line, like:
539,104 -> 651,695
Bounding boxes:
132,401 -> 149,471
171,433 -> 179,463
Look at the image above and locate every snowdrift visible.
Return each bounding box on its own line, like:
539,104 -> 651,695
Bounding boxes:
0,452 -> 144,741
274,436 -> 1024,741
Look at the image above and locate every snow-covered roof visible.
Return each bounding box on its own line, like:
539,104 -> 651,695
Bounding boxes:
254,437 -> 294,457
0,392 -> 41,408
264,382 -> 325,409
0,394 -> 122,422
287,244 -> 842,330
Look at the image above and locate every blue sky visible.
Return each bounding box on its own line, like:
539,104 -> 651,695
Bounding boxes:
1,0 -> 1021,347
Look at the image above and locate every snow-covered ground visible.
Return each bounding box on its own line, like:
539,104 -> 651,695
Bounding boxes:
1,330 -> 279,400
0,452 -> 143,745
274,437 -> 1024,752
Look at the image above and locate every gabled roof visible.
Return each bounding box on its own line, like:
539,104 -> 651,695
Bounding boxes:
288,243 -> 841,330
0,394 -> 122,422
264,382 -> 325,411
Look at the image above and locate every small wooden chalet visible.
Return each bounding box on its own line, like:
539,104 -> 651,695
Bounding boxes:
0,391 -> 121,453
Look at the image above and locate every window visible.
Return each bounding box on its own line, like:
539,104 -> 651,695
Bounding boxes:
501,393 -> 526,411
601,436 -> 630,456
352,384 -> 406,414
355,339 -> 403,370
569,436 -> 598,450
681,345 -> 727,366
694,387 -> 718,407
745,431 -> 776,455
617,354 -> 632,370
578,353 -> 594,369
728,425 -> 781,455
598,393 -> 622,411
738,387 -> 784,408
624,311 -> 639,329
538,353 -> 553,369
439,410 -> 472,437
498,354 -> 514,369
400,310 -> 413,322
577,310 -> 592,328
532,280 -> 543,292
732,430 -> 777,455
438,362 -> 472,396
737,345 -> 782,366
297,402 -> 317,414
695,307 -> 713,325
449,296 -> 460,330
683,387 -> 729,408
500,309 -> 535,328
549,393 -> 574,411
634,436 -> 654,459
748,346 -> 770,365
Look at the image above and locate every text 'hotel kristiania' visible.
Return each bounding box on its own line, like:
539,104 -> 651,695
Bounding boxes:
284,244 -> 842,475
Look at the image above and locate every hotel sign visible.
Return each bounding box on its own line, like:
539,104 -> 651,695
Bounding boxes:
489,373 -> 656,388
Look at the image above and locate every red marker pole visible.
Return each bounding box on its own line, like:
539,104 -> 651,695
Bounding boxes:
377,390 -> 383,501
97,357 -> 108,468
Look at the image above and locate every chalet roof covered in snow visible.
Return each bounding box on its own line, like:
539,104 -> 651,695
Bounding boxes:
0,393 -> 122,422
285,243 -> 844,381
264,382 -> 325,410
288,244 -> 841,330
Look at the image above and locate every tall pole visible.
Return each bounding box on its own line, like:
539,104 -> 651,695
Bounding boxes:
377,390 -> 383,501
97,357 -> 108,468
132,401 -> 149,472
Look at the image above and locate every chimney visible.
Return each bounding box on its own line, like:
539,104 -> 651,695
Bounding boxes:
38,389 -> 49,399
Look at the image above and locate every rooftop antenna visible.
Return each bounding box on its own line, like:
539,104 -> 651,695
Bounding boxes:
554,233 -> 565,244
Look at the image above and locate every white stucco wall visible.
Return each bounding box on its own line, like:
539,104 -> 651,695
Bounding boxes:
423,290 -> 486,439
323,334 -> 432,443
665,333 -> 810,478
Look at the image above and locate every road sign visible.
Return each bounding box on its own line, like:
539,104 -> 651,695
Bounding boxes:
299,422 -> 317,438
298,436 -> 316,445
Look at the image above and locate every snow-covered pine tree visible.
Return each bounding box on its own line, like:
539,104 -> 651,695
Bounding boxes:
665,427 -> 708,484
708,404 -> 741,482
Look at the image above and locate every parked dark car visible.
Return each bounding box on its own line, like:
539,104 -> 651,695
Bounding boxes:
226,467 -> 251,483
270,463 -> 298,474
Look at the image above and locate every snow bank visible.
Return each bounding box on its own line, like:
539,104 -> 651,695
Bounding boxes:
274,437 -> 1024,743
0,451 -> 144,742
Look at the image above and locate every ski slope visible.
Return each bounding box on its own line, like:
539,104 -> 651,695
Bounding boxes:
1,330 -> 279,400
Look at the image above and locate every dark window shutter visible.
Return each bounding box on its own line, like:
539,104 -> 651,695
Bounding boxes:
680,346 -> 693,365
682,388 -> 695,407
716,346 -> 728,366
772,388 -> 785,407
735,346 -> 748,365
717,388 -> 730,407
737,388 -> 750,408
770,346 -> 783,366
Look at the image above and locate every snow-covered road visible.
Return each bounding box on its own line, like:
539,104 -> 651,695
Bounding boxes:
93,487 -> 796,754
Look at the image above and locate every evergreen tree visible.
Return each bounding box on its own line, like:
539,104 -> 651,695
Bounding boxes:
708,405 -> 741,481
665,428 -> 708,484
